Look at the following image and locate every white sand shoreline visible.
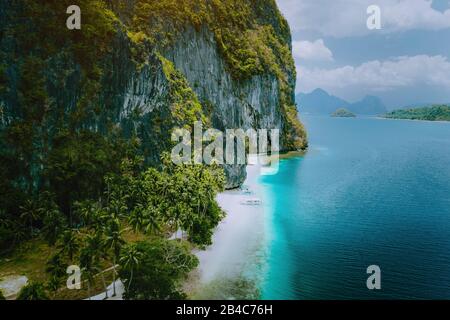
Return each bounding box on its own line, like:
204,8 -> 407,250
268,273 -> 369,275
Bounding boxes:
191,160 -> 267,294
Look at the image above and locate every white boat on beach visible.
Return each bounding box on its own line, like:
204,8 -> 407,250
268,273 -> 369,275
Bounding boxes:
241,189 -> 254,195
240,185 -> 254,194
240,198 -> 262,206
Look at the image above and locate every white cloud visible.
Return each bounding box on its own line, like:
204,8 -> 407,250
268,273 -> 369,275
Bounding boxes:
277,0 -> 450,37
297,55 -> 450,94
292,39 -> 333,61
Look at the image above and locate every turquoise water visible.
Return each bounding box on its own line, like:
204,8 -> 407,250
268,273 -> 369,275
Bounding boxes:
260,116 -> 450,299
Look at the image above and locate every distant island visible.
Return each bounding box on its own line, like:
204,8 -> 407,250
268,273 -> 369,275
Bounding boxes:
383,105 -> 450,121
331,108 -> 356,118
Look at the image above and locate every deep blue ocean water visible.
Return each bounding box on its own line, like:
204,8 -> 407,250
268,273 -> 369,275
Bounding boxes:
259,116 -> 450,299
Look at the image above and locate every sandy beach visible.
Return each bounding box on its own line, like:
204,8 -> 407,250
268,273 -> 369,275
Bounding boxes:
190,159 -> 268,297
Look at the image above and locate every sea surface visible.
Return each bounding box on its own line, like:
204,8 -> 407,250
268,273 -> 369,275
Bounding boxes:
259,115 -> 450,299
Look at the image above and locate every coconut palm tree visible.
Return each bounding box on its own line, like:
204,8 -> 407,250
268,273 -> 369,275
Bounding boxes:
104,218 -> 125,296
46,275 -> 61,298
119,243 -> 143,292
85,232 -> 109,299
128,207 -> 144,233
75,200 -> 101,227
57,229 -> 79,262
143,205 -> 161,235
16,282 -> 49,300
45,252 -> 66,281
79,243 -> 102,300
19,199 -> 41,236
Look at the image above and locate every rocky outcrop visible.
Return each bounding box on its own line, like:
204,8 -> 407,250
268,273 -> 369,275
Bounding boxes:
0,0 -> 307,189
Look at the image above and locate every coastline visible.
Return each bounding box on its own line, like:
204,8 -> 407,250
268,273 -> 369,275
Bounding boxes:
87,155 -> 287,300
376,116 -> 450,124
188,159 -> 268,299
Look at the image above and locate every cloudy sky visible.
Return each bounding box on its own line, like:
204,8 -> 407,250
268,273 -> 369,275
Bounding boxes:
276,0 -> 450,108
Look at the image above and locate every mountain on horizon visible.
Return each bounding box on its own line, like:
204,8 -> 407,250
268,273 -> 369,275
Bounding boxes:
296,88 -> 387,115
350,95 -> 387,115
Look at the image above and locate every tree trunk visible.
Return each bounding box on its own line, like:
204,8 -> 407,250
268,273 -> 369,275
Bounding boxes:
128,269 -> 133,292
87,283 -> 91,300
112,258 -> 117,297
101,273 -> 109,299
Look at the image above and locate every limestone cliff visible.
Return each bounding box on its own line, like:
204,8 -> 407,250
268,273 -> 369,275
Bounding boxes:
0,0 -> 307,189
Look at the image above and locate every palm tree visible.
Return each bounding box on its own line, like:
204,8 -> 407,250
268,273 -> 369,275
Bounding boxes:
79,246 -> 96,300
128,207 -> 144,233
16,282 -> 49,300
108,198 -> 128,220
129,204 -> 160,235
85,232 -> 109,299
45,252 -> 66,281
42,206 -> 66,246
46,275 -> 61,299
169,203 -> 186,240
119,243 -> 143,292
19,199 -> 41,235
104,218 -> 125,296
143,205 -> 161,235
57,229 -> 79,262
75,200 -> 101,227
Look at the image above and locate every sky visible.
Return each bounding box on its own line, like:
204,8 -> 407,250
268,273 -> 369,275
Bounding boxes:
276,0 -> 450,108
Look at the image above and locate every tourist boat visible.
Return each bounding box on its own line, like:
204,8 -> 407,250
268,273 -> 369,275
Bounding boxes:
240,198 -> 262,206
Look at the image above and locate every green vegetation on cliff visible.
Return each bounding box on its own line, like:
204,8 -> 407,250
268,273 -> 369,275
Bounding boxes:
383,105 -> 450,121
118,0 -> 294,79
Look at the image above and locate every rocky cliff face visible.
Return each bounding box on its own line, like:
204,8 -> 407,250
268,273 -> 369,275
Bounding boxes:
0,0 -> 307,189
118,26 -> 291,187
166,27 -> 283,132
